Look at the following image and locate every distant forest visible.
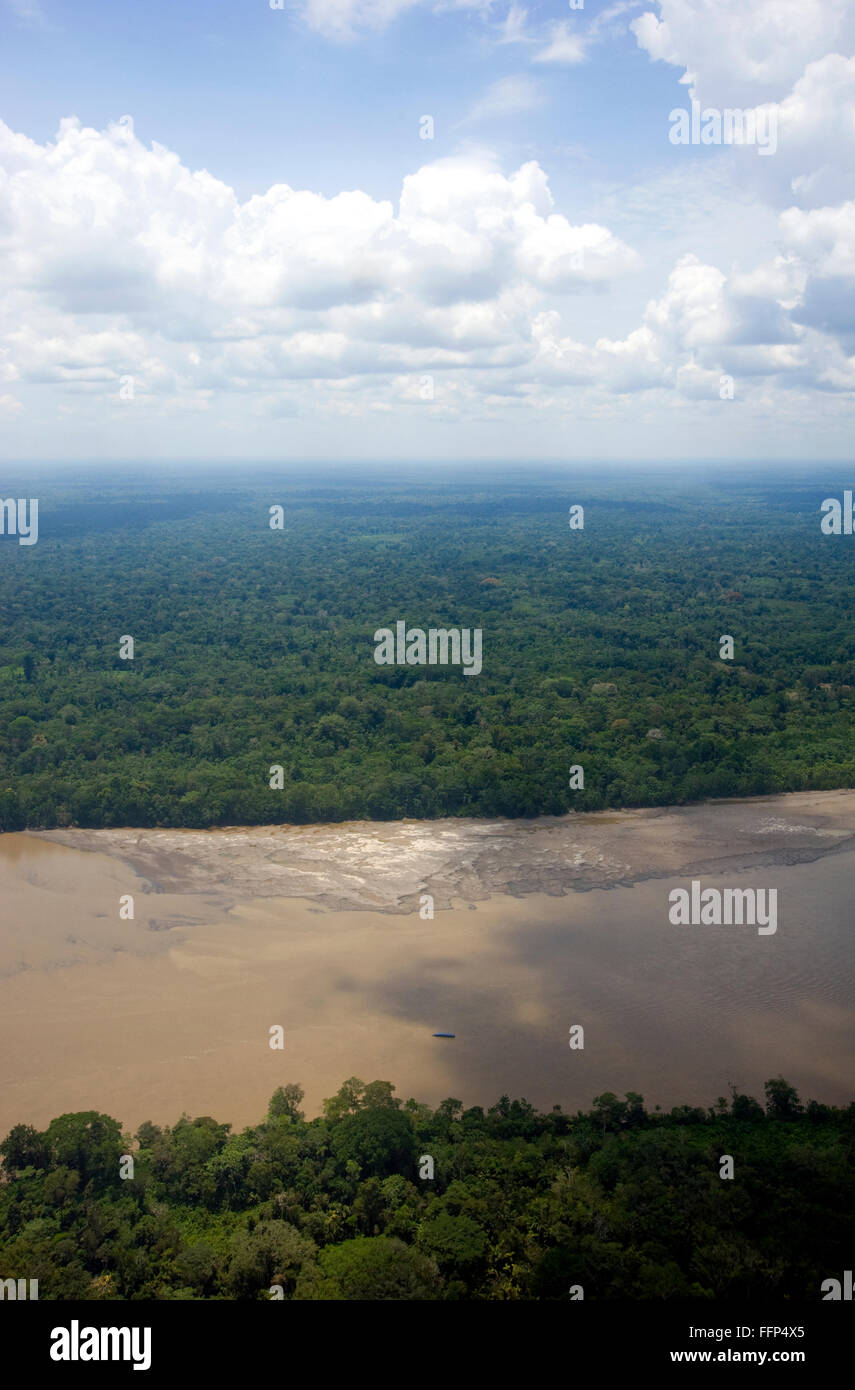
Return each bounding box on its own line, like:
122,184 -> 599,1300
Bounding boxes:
2,470 -> 854,828
1,1075 -> 851,1300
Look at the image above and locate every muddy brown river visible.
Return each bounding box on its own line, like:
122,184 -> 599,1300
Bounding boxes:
1,790 -> 853,1135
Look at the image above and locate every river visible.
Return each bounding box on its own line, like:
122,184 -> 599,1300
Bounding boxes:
1,789 -> 853,1135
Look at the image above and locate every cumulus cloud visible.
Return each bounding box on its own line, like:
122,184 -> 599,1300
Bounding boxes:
632,0 -> 855,103
632,1 -> 855,228
1,110 -> 853,447
631,11 -> 680,66
774,55 -> 855,207
781,200 -> 855,350
0,118 -> 641,408
781,201 -> 855,281
529,247 -> 855,403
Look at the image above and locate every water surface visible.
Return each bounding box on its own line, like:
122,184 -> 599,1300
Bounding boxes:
1,813 -> 852,1133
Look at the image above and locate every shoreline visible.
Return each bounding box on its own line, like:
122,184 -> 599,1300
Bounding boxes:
27,787 -> 855,914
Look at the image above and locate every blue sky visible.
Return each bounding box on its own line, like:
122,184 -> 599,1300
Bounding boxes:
0,0 -> 853,462
0,2 -> 678,201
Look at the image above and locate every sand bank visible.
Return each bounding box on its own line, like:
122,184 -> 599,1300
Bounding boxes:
33,788 -> 855,910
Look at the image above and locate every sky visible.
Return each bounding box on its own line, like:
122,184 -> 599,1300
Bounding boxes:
0,0 -> 853,463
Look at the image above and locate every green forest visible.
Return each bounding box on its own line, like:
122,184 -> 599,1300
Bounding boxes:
1,1075 -> 851,1300
1,468 -> 854,828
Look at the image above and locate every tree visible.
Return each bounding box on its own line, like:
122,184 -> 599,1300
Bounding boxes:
624,1092 -> 647,1128
295,1236 -> 441,1300
206,1132 -> 256,1207
330,1107 -> 416,1178
0,1123 -> 50,1174
135,1121 -> 162,1149
730,1092 -> 765,1122
361,1081 -> 400,1110
227,1220 -> 317,1299
43,1166 -> 80,1207
417,1210 -> 488,1277
174,1242 -> 216,1295
532,1246 -> 587,1299
8,715 -> 36,750
44,1112 -> 124,1186
592,1093 -> 627,1135
322,1077 -> 365,1122
154,1115 -> 230,1203
764,1077 -> 804,1120
267,1084 -> 305,1123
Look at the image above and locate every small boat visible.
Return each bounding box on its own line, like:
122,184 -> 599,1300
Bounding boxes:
432,1032 -> 455,1038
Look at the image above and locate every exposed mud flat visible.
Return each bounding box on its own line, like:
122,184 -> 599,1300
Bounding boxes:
0,789 -> 853,1135
34,789 -> 855,912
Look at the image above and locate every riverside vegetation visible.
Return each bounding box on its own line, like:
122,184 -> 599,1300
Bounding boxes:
0,1076 -> 851,1300
1,470 -> 854,829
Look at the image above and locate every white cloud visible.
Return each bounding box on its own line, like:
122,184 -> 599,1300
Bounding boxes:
631,12 -> 680,65
290,0 -> 490,39
464,75 -> 545,123
0,119 -> 640,408
631,0 -> 855,253
2,108 -> 853,457
781,201 -> 855,281
529,244 -> 855,403
4,0 -> 47,25
291,0 -> 422,40
530,3 -> 641,66
495,4 -> 530,45
532,22 -> 587,66
775,55 -> 855,206
632,0 -> 855,103
780,199 -> 855,350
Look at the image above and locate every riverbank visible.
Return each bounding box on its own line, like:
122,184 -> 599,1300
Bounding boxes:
32,788 -> 855,911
